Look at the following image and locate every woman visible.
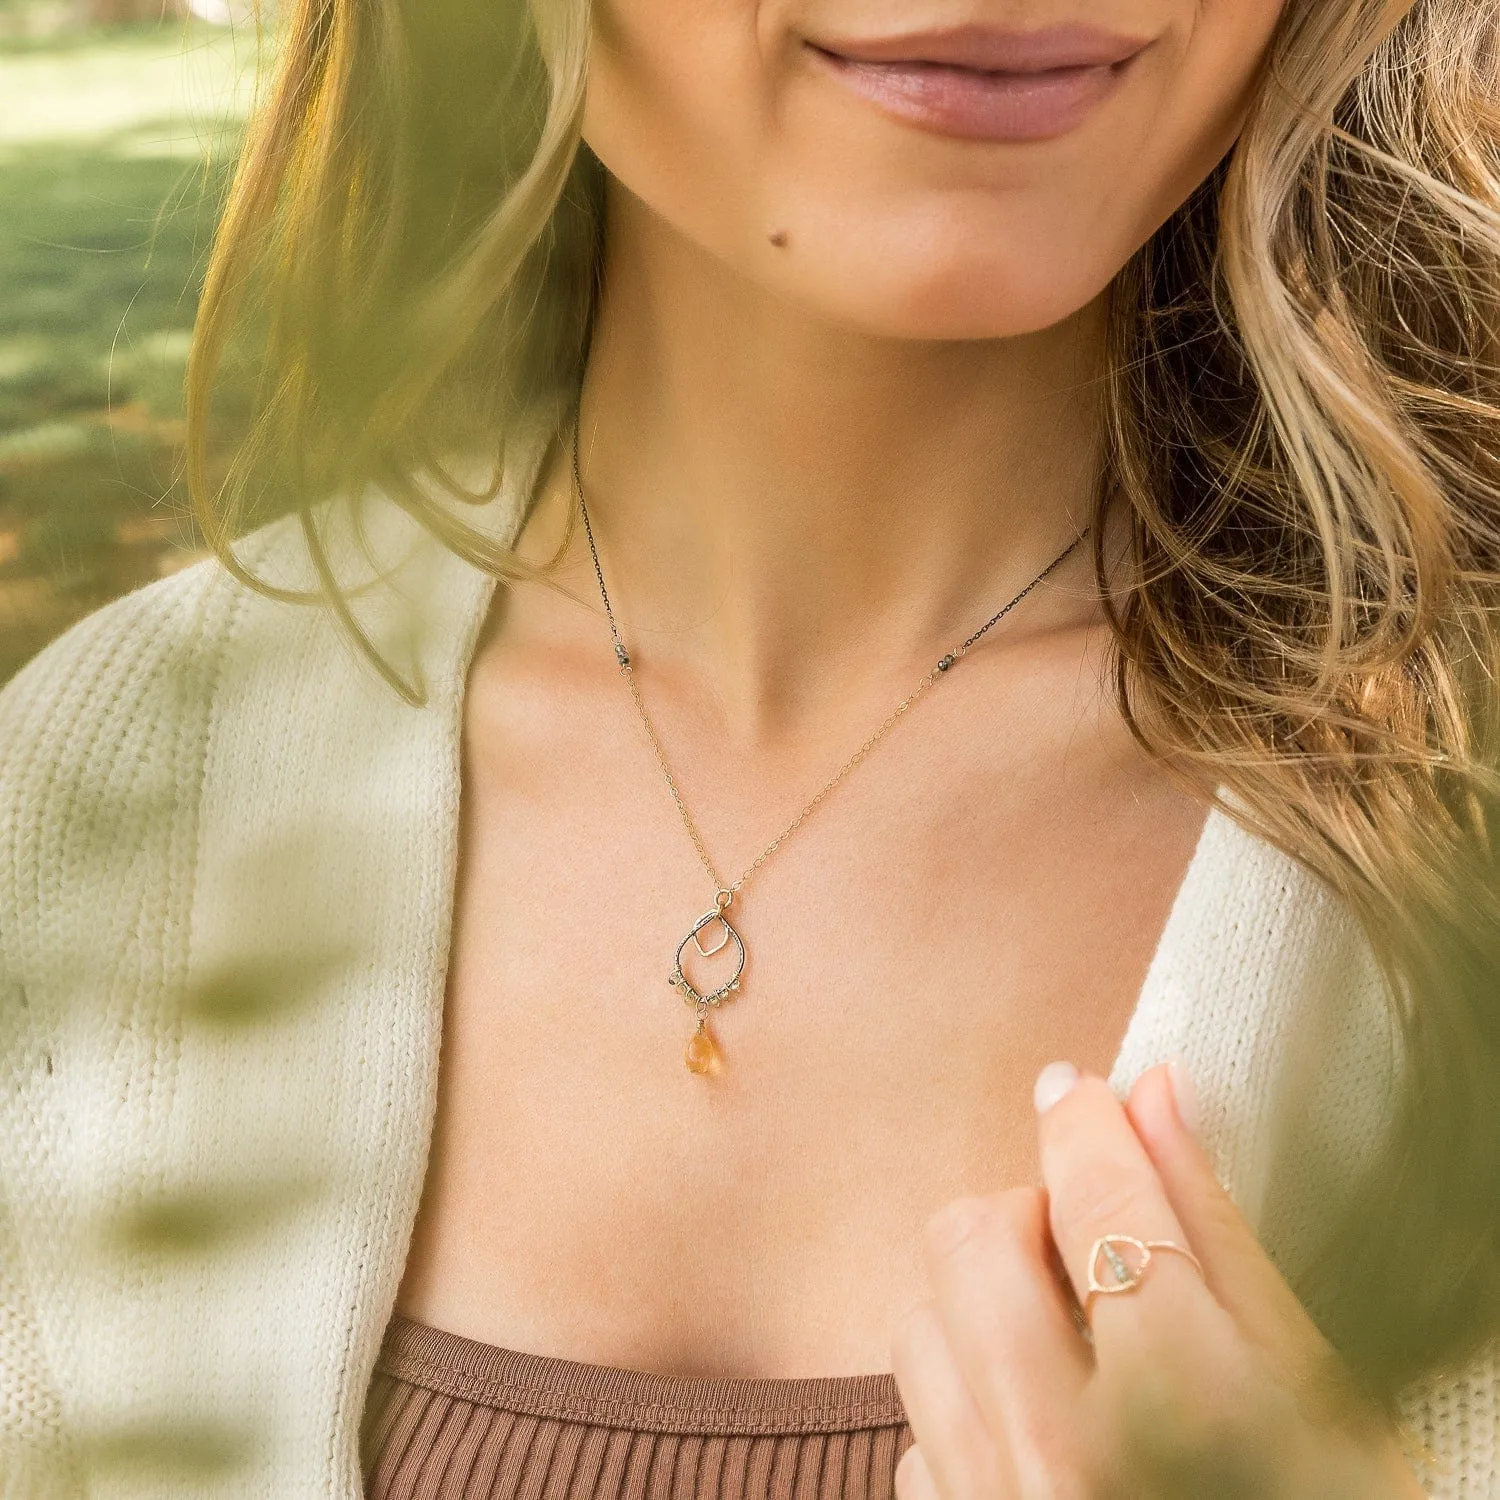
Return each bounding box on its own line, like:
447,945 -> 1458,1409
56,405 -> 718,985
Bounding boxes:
1,0 -> 1497,1494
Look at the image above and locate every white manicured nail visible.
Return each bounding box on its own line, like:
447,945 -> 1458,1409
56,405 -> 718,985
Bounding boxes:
1033,1061 -> 1080,1115
1168,1058 -> 1201,1138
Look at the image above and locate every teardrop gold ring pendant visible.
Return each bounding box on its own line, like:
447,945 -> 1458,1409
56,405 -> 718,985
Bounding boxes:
669,890 -> 746,1008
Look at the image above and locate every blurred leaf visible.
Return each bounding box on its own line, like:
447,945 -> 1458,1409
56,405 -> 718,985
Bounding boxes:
83,1419 -> 254,1481
102,1172 -> 324,1256
176,947 -> 355,1029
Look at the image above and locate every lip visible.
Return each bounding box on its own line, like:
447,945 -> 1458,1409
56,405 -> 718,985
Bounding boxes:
806,24 -> 1152,142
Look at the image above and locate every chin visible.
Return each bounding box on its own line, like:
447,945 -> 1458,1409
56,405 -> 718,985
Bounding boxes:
757,229 -> 1122,342
821,266 -> 1110,342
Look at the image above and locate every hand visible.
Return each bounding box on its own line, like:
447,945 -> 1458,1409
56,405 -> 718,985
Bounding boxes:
890,1062 -> 1429,1499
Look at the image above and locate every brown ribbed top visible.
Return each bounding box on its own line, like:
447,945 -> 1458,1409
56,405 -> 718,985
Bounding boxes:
362,1316 -> 914,1500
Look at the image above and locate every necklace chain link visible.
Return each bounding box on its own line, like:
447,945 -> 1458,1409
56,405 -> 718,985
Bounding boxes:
571,418 -> 1088,904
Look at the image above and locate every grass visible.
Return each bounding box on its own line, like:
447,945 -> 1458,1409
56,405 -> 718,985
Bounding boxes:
0,18 -> 259,680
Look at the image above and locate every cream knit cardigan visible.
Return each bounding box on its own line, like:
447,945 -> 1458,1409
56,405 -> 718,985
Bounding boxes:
1,428 -> 1497,1499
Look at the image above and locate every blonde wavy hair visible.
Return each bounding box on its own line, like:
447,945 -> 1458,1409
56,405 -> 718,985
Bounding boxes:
187,0 -> 1500,1400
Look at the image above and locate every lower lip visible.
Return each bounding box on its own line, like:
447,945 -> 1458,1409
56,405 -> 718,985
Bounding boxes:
808,45 -> 1139,142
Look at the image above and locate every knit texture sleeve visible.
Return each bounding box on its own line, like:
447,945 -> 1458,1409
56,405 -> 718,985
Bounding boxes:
1400,1340 -> 1500,1497
0,487 -> 502,1498
0,551 -> 245,1495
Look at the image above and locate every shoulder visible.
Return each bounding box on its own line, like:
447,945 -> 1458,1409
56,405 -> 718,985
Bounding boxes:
0,513 -> 320,989
0,484 -> 503,991
0,419 -> 547,882
0,508 -> 315,774
0,509 -> 312,768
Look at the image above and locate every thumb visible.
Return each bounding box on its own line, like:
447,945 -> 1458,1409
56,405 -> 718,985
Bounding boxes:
1125,1063 -> 1333,1386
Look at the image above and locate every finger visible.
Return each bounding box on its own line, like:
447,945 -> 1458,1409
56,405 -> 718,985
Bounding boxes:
921,1186 -> 1091,1484
890,1299 -> 1013,1499
894,1444 -> 943,1500
1126,1063 -> 1349,1404
1034,1063 -> 1220,1358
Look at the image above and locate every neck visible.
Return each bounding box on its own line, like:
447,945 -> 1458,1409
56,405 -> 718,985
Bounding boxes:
531,188 -> 1110,736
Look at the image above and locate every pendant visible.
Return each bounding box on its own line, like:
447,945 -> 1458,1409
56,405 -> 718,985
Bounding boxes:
668,896 -> 745,1009
669,893 -> 744,1075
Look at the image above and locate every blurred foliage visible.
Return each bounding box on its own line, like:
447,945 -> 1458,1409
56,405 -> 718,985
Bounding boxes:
104,1174 -> 325,1257
0,7 -> 260,682
174,944 -> 357,1030
82,1420 -> 255,1483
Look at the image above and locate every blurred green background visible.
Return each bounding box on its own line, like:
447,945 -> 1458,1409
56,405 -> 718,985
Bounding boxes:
0,0 -> 261,681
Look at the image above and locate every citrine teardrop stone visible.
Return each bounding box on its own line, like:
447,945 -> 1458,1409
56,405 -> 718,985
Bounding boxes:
685,1025 -> 721,1075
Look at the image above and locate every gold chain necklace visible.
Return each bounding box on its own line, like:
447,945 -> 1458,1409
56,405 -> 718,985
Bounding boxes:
571,420 -> 1088,1075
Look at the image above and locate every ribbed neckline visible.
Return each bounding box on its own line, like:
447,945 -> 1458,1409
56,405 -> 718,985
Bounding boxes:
376,1316 -> 909,1436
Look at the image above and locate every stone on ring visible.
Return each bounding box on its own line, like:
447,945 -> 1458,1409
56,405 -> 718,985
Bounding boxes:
1083,1234 -> 1204,1314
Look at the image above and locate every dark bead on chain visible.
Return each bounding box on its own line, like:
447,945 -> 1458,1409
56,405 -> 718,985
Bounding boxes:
936,654 -> 956,673
615,643 -> 631,668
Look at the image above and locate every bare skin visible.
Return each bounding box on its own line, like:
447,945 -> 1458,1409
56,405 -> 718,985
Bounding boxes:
393,472 -> 1205,1380
394,0 -> 1275,1383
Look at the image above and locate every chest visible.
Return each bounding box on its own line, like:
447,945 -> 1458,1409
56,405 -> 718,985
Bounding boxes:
393,611 -> 1209,1377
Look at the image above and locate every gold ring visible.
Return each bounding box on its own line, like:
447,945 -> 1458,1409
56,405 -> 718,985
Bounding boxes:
1083,1234 -> 1204,1313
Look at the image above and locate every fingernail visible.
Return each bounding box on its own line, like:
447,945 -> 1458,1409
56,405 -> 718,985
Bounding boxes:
1167,1058 -> 1201,1138
1033,1060 -> 1080,1115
